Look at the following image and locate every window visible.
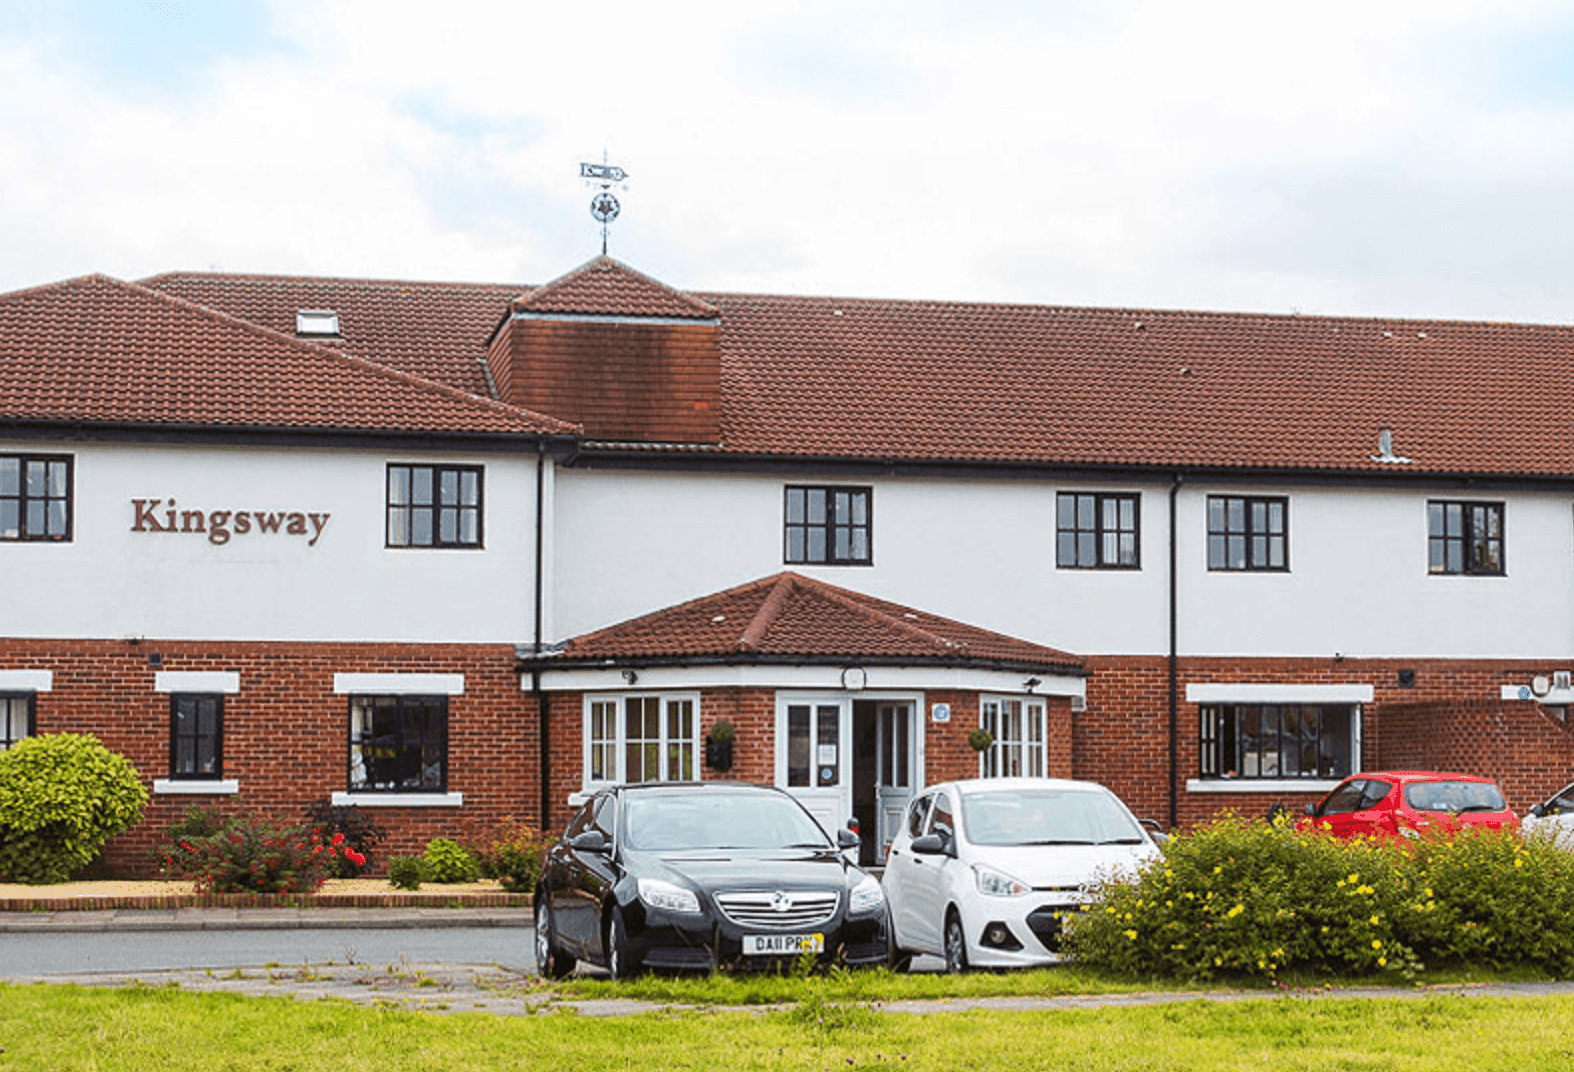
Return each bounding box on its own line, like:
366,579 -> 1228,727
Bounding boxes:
0,693 -> 34,751
979,696 -> 1046,778
1207,495 -> 1287,571
1428,500 -> 1503,575
1056,492 -> 1139,568
386,464 -> 483,548
585,694 -> 698,786
1198,704 -> 1355,780
784,485 -> 871,565
349,695 -> 448,792
169,694 -> 223,779
1,454 -> 71,542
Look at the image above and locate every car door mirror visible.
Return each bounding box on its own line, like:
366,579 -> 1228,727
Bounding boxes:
1138,819 -> 1170,845
1530,803 -> 1547,818
910,832 -> 949,856
1304,803 -> 1316,816
836,827 -> 860,850
570,830 -> 610,854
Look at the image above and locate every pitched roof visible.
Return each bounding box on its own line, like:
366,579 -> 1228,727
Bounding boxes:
537,572 -> 1085,672
513,257 -> 718,320
136,262 -> 1574,478
138,270 -> 528,396
0,275 -> 577,437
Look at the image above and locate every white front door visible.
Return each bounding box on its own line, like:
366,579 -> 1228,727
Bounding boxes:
874,701 -> 914,860
777,698 -> 852,839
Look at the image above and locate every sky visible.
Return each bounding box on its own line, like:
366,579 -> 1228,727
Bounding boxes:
3,0 -> 1574,322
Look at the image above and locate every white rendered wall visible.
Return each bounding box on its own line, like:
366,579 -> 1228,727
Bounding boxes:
552,469 -> 1574,660
3,440 -> 541,643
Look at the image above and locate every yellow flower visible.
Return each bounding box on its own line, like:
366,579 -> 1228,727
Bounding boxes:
1124,929 -> 1138,940
1226,904 -> 1245,918
1371,939 -> 1382,949
1370,915 -> 1380,926
1378,956 -> 1388,967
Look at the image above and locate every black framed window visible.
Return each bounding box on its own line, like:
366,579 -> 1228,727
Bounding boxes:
0,454 -> 72,542
1056,492 -> 1139,568
1207,495 -> 1287,571
169,694 -> 223,779
784,485 -> 871,565
1428,500 -> 1504,575
1199,704 -> 1355,780
386,464 -> 483,548
0,693 -> 35,752
348,695 -> 448,792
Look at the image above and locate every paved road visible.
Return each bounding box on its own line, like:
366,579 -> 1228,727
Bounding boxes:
0,907 -> 535,976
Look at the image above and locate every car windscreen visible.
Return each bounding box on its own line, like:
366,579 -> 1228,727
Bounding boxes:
1403,780 -> 1506,814
960,788 -> 1146,846
622,792 -> 834,852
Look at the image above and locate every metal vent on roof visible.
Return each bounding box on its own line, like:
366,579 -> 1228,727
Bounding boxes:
1370,428 -> 1412,465
295,309 -> 340,336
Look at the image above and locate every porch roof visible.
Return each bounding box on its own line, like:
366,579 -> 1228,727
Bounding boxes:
520,572 -> 1086,676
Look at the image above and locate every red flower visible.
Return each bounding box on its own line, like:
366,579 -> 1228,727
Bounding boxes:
345,849 -> 367,867
332,833 -> 345,846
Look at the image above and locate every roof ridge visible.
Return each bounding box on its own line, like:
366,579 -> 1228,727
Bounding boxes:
139,270 -> 535,294
738,573 -> 799,651
793,575 -> 963,653
515,255 -> 719,318
108,277 -> 580,436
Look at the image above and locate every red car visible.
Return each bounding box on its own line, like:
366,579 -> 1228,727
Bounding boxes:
1298,771 -> 1519,840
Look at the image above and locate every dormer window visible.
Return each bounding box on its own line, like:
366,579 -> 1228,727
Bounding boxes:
295,309 -> 340,336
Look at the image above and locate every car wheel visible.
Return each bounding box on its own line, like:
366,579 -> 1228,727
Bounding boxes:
535,900 -> 575,979
943,910 -> 969,974
606,906 -> 639,980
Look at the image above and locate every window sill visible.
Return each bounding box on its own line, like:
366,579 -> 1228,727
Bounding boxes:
330,791 -> 464,808
1186,778 -> 1339,795
154,779 -> 240,796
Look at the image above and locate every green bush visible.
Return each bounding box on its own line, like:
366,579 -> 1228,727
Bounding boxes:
422,838 -> 479,883
1062,814 -> 1419,981
157,811 -> 366,894
1063,816 -> 1574,982
463,818 -> 551,893
1406,829 -> 1574,975
387,855 -> 428,890
0,734 -> 148,884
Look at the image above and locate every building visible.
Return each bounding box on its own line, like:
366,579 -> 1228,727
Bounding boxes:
4,258 -> 1572,874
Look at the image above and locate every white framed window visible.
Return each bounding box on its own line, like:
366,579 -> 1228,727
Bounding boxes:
979,696 -> 1046,778
584,693 -> 699,788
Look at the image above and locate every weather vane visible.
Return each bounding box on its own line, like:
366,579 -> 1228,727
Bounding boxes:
579,154 -> 629,256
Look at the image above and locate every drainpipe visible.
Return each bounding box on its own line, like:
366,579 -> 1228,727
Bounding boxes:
1168,472 -> 1184,831
534,446 -> 551,829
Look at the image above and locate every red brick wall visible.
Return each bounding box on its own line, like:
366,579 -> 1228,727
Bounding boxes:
488,318 -> 721,443
1,638 -> 539,878
1076,655 -> 1571,829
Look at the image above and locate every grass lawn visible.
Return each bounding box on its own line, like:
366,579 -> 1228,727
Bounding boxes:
3,977 -> 1573,1071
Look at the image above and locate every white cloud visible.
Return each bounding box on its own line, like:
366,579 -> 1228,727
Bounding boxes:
4,0 -> 1574,321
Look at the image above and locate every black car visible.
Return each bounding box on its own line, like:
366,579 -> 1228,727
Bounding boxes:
533,781 -> 889,977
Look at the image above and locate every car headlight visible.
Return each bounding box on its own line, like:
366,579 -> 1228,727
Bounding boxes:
973,864 -> 1030,898
848,874 -> 885,916
637,877 -> 701,913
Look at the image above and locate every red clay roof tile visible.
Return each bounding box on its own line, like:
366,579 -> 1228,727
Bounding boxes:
133,262 -> 1574,477
514,257 -> 719,320
544,572 -> 1084,671
0,275 -> 576,437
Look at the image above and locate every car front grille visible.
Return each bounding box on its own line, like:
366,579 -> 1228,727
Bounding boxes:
715,890 -> 839,928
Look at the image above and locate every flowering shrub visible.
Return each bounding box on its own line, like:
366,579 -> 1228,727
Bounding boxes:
0,734 -> 147,884
156,811 -> 366,894
301,798 -> 387,878
462,818 -> 552,893
1064,816 -> 1574,982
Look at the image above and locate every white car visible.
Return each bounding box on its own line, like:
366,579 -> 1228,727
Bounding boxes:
882,777 -> 1162,972
1523,781 -> 1574,848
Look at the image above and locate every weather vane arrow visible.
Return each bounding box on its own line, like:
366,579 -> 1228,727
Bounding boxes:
580,154 -> 630,256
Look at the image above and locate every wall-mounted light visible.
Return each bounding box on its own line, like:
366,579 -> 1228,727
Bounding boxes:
1023,677 -> 1041,692
621,669 -> 638,686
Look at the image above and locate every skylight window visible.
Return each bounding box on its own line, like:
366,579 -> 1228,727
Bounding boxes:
295,309 -> 340,336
